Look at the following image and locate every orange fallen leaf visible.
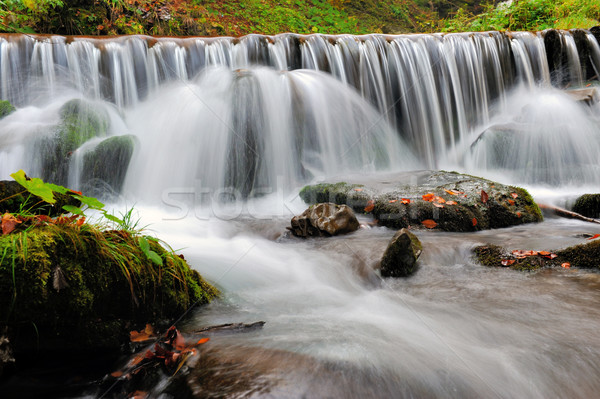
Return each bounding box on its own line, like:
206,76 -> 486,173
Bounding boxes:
511,192 -> 518,199
401,198 -> 410,204
446,201 -> 457,205
516,212 -> 521,218
130,324 -> 156,342
364,199 -> 375,212
2,213 -> 21,235
538,251 -> 551,256
196,337 -> 210,345
511,250 -> 538,257
472,217 -> 477,227
422,193 -> 434,202
587,234 -> 600,240
76,216 -> 86,227
433,203 -> 444,208
481,190 -> 489,204
507,199 -> 515,205
69,189 -> 83,195
444,189 -> 464,195
130,391 -> 148,399
561,262 -> 570,269
501,259 -> 515,266
111,371 -> 124,378
389,199 -> 398,203
421,219 -> 438,229
434,196 -> 446,204
354,188 -> 363,192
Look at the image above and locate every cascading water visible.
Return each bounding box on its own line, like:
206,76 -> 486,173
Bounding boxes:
2,30 -> 600,398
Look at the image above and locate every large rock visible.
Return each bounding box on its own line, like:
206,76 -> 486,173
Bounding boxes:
299,171 -> 542,232
379,228 -> 422,277
40,99 -> 110,185
81,134 -> 136,194
288,202 -> 359,237
572,194 -> 600,218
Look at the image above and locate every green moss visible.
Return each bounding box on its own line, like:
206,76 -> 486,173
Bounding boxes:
299,182 -> 365,207
556,239 -> 600,269
0,224 -> 218,355
572,194 -> 600,219
0,100 -> 16,119
512,186 -> 543,222
473,244 -> 505,267
473,244 -> 546,271
81,135 -> 136,193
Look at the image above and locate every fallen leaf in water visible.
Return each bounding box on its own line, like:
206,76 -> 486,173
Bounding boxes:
433,203 -> 444,208
501,259 -> 515,266
561,262 -> 571,269
2,213 -> 21,235
588,234 -> 600,240
401,198 -> 410,204
481,190 -> 489,204
446,201 -> 457,205
364,200 -> 375,212
508,199 -> 515,205
511,192 -> 518,199
422,193 -> 434,201
389,199 -> 397,203
472,217 -> 477,227
421,219 -> 438,228
130,324 -> 156,342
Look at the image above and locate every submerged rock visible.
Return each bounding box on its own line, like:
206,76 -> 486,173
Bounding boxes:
81,134 -> 136,194
379,228 -> 422,277
0,100 -> 15,119
572,194 -> 600,218
288,202 -> 359,237
299,171 -> 542,232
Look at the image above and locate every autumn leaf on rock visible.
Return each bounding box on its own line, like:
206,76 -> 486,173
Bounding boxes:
445,201 -> 457,205
587,234 -> 600,240
364,199 -> 375,212
130,324 -> 157,342
561,262 -> 571,269
434,196 -> 446,204
401,198 -> 410,204
444,189 -> 464,196
507,199 -> 515,205
421,219 -> 438,229
472,218 -> 477,227
422,193 -> 434,201
480,190 -> 489,204
511,192 -> 518,199
389,199 -> 397,203
433,203 -> 444,208
354,188 -> 363,192
501,259 -> 515,266
2,213 -> 21,235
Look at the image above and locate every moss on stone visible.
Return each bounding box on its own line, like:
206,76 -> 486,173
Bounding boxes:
81,135 -> 136,193
572,194 -> 600,219
0,100 -> 16,119
299,182 -> 367,211
556,239 -> 600,269
0,224 -> 218,356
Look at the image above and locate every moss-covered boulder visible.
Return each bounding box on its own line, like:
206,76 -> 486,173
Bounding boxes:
572,194 -> 600,218
0,224 -> 218,358
474,238 -> 600,271
299,171 -> 542,232
40,99 -> 110,185
81,135 -> 136,194
0,180 -> 80,216
0,100 -> 16,119
379,228 -> 422,277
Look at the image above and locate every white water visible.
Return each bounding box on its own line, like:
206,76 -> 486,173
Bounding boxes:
1,31 -> 600,397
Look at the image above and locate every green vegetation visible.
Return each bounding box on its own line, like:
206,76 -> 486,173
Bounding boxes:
0,172 -> 218,355
443,0 -> 600,32
0,0 -> 598,35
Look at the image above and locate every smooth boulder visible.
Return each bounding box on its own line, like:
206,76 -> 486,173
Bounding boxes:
379,228 -> 422,277
572,194 -> 600,218
289,203 -> 359,237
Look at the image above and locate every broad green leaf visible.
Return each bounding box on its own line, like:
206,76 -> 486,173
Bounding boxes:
138,236 -> 150,255
62,205 -> 84,215
148,251 -> 163,266
10,170 -> 55,204
103,212 -> 124,225
45,183 -> 69,194
72,194 -> 105,210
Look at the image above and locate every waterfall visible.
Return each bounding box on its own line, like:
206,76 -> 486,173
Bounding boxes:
0,30 -> 599,197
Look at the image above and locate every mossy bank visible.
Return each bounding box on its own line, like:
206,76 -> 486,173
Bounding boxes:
0,223 -> 218,358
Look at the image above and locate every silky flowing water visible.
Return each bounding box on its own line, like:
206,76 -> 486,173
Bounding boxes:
1,30 -> 600,397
